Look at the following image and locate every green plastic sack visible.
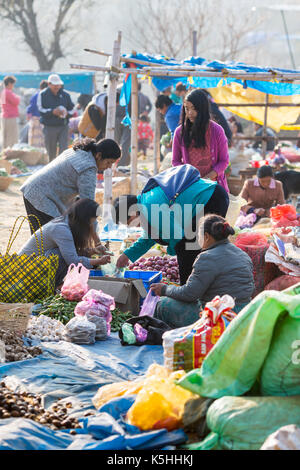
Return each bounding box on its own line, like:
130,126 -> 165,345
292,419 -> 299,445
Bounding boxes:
177,283 -> 300,398
260,313 -> 300,396
185,396 -> 300,450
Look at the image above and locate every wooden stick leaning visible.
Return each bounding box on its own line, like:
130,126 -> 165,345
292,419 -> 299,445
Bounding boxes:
103,32 -> 122,223
130,73 -> 138,194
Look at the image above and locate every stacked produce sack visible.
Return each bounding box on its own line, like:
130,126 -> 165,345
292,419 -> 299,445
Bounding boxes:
64,289 -> 115,344
176,283 -> 300,450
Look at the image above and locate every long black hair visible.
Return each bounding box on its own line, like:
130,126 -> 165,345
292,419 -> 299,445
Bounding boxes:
66,198 -> 99,255
73,137 -> 121,161
199,214 -> 235,241
181,88 -> 211,149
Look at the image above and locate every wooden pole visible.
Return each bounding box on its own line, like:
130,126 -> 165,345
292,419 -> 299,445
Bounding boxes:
71,62 -> 300,82
262,93 -> 269,157
130,73 -> 139,194
153,89 -> 161,175
192,31 -> 197,56
119,67 -> 300,82
103,31 -> 122,223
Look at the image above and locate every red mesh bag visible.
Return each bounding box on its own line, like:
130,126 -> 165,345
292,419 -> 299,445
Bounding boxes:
270,205 -> 299,228
234,232 -> 269,297
264,275 -> 300,292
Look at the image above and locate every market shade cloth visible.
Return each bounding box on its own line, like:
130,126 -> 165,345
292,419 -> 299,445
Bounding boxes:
120,53 -> 300,127
0,334 -> 187,450
0,72 -> 95,94
209,83 -> 300,132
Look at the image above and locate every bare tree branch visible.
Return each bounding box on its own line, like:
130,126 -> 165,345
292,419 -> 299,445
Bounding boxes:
0,0 -> 96,70
125,0 -> 263,62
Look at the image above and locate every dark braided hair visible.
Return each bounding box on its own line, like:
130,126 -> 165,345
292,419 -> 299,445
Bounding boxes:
200,214 -> 235,241
72,137 -> 121,160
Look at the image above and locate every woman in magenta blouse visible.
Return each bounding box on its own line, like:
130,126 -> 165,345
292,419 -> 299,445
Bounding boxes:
172,88 -> 229,192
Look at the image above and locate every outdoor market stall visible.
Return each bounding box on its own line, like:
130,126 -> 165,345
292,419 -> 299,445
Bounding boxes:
1,32 -> 300,451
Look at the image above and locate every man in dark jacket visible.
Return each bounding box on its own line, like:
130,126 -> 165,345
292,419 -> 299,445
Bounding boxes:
37,74 -> 75,161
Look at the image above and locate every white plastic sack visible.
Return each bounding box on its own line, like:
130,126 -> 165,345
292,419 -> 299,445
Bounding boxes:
226,194 -> 247,228
65,316 -> 96,345
261,425 -> 300,450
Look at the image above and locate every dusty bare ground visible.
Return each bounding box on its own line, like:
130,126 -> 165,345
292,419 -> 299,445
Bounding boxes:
0,177 -> 30,254
0,152 -> 156,255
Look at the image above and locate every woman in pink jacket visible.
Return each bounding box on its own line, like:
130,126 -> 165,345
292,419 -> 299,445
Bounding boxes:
0,75 -> 20,149
172,88 -> 229,192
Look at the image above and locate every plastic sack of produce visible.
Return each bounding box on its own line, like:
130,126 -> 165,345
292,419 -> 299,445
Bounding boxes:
86,313 -> 107,341
261,424 -> 300,450
119,315 -> 171,346
226,194 -> 247,228
264,275 -> 300,291
92,380 -> 144,410
92,363 -> 163,410
82,289 -> 115,309
270,204 -> 299,228
74,299 -> 109,317
82,289 -> 114,335
163,295 -> 236,372
64,316 -> 96,344
126,365 -> 195,432
177,284 -> 300,399
234,232 -> 269,296
186,396 -> 300,451
61,263 -> 89,301
139,290 -> 160,317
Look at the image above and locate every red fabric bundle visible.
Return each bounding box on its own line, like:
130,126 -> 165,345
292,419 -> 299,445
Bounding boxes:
234,232 -> 269,297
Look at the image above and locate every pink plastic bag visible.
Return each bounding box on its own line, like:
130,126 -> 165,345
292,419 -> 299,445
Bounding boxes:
139,290 -> 160,317
61,263 -> 90,302
83,289 -> 115,310
74,299 -> 110,317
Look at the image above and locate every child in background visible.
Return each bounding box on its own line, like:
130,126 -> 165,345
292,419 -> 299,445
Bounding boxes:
138,115 -> 154,157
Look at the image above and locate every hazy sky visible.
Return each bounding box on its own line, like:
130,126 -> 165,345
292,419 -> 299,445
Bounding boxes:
0,0 -> 299,71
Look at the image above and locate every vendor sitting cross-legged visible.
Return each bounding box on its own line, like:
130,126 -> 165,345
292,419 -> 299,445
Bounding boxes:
240,165 -> 285,223
150,215 -> 254,329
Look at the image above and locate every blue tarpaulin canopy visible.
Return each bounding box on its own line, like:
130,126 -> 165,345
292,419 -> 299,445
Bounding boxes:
0,71 -> 95,94
119,53 -> 300,127
121,53 -> 300,95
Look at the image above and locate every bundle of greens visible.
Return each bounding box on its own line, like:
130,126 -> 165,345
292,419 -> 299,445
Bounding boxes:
34,294 -> 78,325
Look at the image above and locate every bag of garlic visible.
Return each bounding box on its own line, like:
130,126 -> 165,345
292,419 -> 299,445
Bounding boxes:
64,316 -> 96,344
26,315 -> 66,342
86,313 -> 107,341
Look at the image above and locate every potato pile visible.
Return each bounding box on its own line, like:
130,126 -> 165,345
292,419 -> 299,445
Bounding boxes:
0,329 -> 42,362
0,382 -> 82,431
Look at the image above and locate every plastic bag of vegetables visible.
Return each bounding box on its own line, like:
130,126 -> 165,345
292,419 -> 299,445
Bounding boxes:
61,263 -> 89,302
64,316 -> 96,344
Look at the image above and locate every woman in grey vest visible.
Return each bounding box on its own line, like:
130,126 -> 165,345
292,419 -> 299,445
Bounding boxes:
21,137 -> 121,234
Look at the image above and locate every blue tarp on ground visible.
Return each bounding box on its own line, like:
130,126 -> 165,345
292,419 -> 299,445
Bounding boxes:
0,334 -> 187,450
0,72 -> 95,94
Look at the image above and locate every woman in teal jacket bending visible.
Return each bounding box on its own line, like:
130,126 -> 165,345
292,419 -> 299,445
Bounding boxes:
114,164 -> 229,285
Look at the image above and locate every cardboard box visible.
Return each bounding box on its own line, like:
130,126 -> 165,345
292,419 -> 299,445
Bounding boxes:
87,276 -> 147,316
